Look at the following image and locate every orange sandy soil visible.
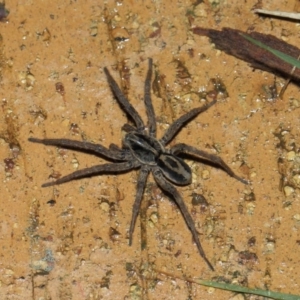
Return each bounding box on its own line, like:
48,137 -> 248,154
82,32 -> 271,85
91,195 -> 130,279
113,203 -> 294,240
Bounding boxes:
0,0 -> 299,299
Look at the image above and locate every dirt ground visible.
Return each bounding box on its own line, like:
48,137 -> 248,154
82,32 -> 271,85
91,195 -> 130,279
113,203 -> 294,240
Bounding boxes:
0,0 -> 300,299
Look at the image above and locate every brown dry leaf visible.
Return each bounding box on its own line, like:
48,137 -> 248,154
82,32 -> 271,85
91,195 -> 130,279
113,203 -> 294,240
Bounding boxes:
193,27 -> 300,81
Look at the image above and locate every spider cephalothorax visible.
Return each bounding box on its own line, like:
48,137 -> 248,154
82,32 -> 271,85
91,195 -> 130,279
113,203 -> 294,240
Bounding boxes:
29,58 -> 248,270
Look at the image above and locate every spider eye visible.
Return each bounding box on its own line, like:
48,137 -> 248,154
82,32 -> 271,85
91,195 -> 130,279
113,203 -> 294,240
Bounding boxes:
158,154 -> 191,185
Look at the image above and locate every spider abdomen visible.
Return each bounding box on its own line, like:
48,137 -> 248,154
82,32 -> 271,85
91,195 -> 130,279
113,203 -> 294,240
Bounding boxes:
157,154 -> 192,185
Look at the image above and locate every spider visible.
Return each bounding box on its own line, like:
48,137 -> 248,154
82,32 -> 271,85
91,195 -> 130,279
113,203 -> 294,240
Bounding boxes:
29,58 -> 248,271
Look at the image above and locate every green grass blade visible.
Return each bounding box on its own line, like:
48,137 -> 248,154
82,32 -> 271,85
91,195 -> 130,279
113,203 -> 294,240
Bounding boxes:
195,278 -> 300,300
240,33 -> 300,69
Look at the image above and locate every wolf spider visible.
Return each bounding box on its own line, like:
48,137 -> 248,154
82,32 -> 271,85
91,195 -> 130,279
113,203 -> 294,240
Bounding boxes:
29,58 -> 248,270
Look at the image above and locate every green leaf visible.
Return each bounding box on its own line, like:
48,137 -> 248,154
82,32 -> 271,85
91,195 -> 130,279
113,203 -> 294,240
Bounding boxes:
194,278 -> 300,300
240,33 -> 300,69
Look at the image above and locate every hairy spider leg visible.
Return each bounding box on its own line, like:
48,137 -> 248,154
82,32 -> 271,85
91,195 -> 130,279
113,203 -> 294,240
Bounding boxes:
170,143 -> 249,185
108,143 -> 133,160
153,167 -> 214,271
144,58 -> 156,137
29,137 -> 128,161
104,67 -> 145,131
40,161 -> 138,187
121,123 -> 137,133
160,99 -> 217,146
129,166 -> 150,245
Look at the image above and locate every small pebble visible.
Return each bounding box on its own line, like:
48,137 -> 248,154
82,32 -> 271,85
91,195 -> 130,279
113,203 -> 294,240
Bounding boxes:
293,214 -> 300,221
100,202 -> 109,212
287,151 -> 295,161
201,169 -> 210,180
284,186 -> 294,197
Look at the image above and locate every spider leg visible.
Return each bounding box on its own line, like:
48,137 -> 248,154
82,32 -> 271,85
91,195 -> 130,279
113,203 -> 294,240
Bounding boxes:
109,143 -> 132,160
122,123 -> 137,133
29,138 -> 127,161
129,166 -> 150,245
160,99 -> 217,146
104,67 -> 145,131
170,143 -> 249,184
144,58 -> 156,137
41,161 -> 139,187
152,167 -> 214,271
